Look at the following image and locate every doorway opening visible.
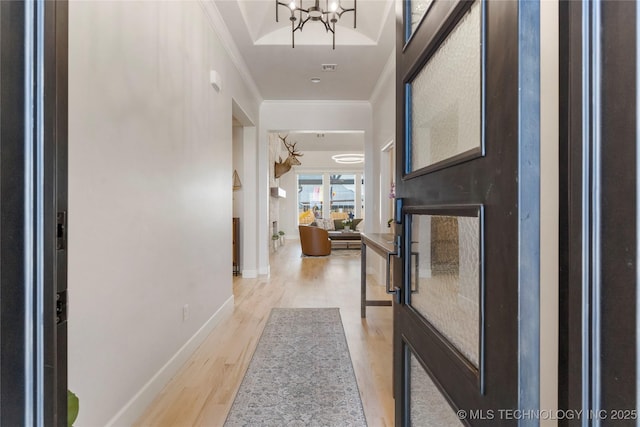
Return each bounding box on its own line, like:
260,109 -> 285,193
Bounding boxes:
231,100 -> 257,278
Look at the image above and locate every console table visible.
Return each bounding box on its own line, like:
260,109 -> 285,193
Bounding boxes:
360,233 -> 395,318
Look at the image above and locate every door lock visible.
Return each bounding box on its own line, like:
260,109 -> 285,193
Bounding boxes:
57,211 -> 67,250
56,291 -> 67,324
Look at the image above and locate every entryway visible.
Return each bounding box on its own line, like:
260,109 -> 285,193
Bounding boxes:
134,241 -> 393,425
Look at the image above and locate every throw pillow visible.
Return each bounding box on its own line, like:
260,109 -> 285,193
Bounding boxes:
316,218 -> 335,230
298,210 -> 315,225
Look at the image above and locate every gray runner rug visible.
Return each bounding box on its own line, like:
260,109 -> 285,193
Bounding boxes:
224,308 -> 367,426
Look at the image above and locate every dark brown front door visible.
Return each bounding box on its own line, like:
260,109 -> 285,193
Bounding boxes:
392,1 -> 541,424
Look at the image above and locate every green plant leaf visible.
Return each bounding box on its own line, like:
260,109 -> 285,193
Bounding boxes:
68,390 -> 79,427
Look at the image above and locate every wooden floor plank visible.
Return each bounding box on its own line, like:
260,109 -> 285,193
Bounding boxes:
134,242 -> 394,426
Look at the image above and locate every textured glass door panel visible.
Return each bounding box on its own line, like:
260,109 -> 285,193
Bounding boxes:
406,0 -> 434,42
409,213 -> 481,367
410,352 -> 463,426
408,1 -> 481,174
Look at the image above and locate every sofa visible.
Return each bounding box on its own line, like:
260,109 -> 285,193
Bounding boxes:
309,218 -> 363,231
298,225 -> 331,256
333,218 -> 362,231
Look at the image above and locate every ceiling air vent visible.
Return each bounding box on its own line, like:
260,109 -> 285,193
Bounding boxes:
321,64 -> 337,72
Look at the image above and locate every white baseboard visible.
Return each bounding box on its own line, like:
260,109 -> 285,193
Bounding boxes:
242,269 -> 258,278
259,265 -> 270,276
105,295 -> 235,427
419,267 -> 432,278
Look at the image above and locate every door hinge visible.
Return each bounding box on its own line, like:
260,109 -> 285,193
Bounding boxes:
56,291 -> 67,325
57,211 -> 67,250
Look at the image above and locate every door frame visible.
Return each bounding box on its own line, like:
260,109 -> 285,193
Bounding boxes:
559,0 -> 638,422
0,1 -> 68,424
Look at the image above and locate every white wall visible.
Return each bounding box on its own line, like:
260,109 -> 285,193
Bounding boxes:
232,124 -> 244,270
277,170 -> 299,238
68,1 -> 260,425
370,51 -> 395,232
241,126 -> 259,277
368,51 -> 396,280
259,101 -> 373,274
232,124 -> 244,218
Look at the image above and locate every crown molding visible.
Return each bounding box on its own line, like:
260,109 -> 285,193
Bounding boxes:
376,0 -> 396,43
199,0 -> 263,103
369,47 -> 395,104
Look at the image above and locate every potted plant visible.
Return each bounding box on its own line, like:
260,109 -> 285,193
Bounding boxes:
342,218 -> 353,231
68,390 -> 79,426
272,234 -> 279,251
278,230 -> 285,245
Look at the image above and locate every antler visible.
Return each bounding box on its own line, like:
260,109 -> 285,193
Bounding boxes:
285,141 -> 303,158
278,134 -> 303,158
274,134 -> 303,178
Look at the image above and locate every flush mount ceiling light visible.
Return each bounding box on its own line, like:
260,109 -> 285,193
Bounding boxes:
332,153 -> 364,164
276,0 -> 356,49
310,77 -> 321,83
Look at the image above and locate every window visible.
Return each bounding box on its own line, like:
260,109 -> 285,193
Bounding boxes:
297,173 -> 364,225
297,174 -> 323,224
329,174 -> 355,220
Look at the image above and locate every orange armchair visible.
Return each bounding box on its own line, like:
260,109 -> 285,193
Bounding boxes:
298,226 -> 331,256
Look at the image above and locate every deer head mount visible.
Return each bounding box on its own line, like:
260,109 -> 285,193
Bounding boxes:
274,134 -> 303,179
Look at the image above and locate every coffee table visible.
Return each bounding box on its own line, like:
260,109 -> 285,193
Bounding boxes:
327,230 -> 361,249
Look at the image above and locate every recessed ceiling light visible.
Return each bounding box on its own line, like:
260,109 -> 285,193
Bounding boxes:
310,78 -> 321,83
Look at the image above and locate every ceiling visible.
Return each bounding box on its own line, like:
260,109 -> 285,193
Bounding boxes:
277,131 -> 364,152
213,0 -> 395,100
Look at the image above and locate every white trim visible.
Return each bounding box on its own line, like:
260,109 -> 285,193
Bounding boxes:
261,100 -> 371,107
242,269 -> 258,278
418,267 -> 432,279
381,139 -> 395,152
199,0 -> 263,103
105,296 -> 235,427
259,265 -> 270,276
369,48 -> 395,104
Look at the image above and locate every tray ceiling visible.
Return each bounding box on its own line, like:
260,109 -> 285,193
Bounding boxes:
213,0 -> 395,100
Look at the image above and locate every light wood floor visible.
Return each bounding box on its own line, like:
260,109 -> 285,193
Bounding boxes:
134,240 -> 395,427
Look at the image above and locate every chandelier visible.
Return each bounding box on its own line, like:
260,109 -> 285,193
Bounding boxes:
276,0 -> 356,49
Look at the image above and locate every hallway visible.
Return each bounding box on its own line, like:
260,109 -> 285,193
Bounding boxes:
134,242 -> 394,426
